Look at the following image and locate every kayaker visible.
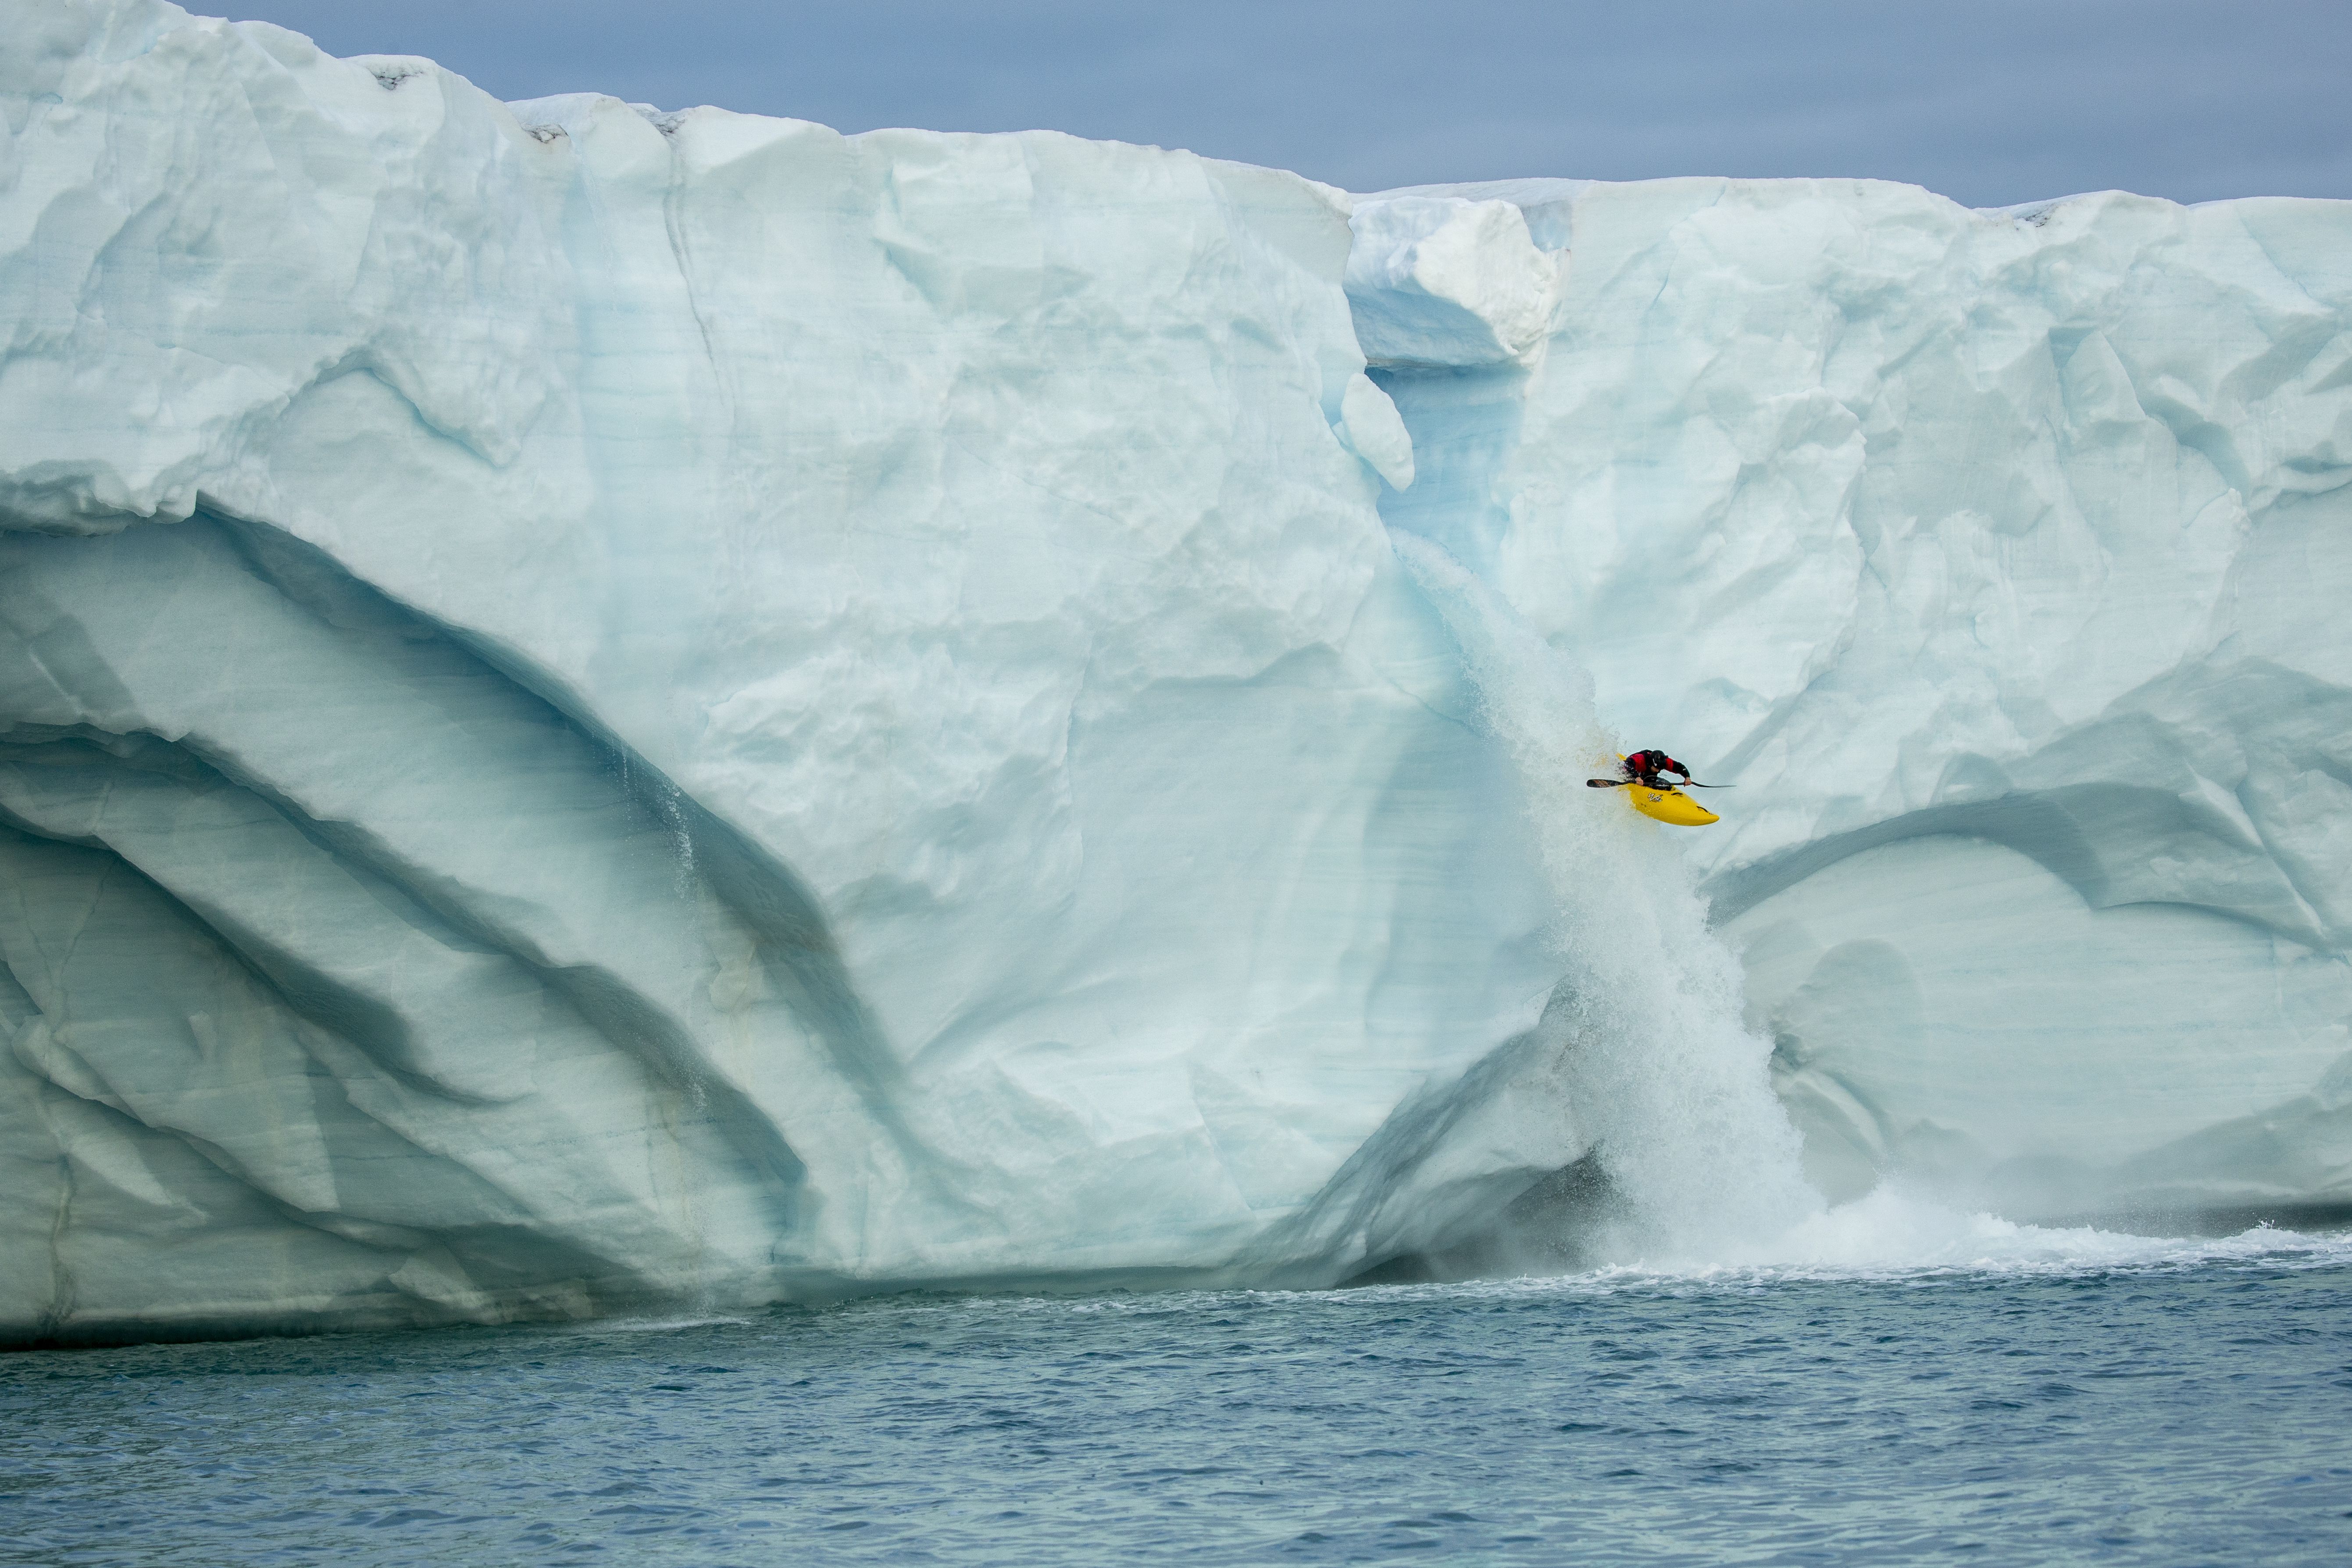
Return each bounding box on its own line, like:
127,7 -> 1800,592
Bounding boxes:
1620,749 -> 1692,789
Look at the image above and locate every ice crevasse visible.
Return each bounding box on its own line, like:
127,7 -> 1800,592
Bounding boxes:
3,0 -> 2350,1341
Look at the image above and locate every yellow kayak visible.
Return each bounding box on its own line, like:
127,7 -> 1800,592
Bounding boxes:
1626,784 -> 1718,826
1607,755 -> 1719,825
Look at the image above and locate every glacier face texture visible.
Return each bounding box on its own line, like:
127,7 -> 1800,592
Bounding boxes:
0,0 -> 1579,1339
3,0 -> 2351,1339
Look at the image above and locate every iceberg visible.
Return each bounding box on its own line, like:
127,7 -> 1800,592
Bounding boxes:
3,0 -> 2348,1341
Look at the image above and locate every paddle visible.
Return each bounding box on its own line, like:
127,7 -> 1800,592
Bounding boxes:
1585,777 -> 1735,789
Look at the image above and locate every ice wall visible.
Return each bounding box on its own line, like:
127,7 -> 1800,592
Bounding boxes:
0,0 -> 1586,1340
6,0 -> 2351,1343
1355,176 -> 2352,1224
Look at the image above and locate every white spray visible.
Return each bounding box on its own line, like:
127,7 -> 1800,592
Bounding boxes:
1394,531 -> 1824,1263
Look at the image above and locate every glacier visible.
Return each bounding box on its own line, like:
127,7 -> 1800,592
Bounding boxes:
3,0 -> 2350,1343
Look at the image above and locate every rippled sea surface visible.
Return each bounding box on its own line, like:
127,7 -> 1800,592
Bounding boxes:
7,1239 -> 2352,1566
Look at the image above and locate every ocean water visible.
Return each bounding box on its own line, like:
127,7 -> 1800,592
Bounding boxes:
7,1226 -> 2350,1567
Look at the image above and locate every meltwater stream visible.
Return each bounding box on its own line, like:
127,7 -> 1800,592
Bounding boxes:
7,1235 -> 2350,1567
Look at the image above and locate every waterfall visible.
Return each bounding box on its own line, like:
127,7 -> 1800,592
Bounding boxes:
1392,531 -> 1824,1263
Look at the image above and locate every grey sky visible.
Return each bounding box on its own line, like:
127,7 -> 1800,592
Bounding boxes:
211,1 -> 2349,208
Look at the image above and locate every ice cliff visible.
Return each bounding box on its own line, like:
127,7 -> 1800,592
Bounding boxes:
4,0 -> 2349,1342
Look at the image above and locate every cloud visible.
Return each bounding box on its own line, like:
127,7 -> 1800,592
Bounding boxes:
212,0 -> 2351,205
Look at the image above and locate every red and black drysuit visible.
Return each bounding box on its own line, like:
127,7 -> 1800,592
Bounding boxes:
1620,750 -> 1692,788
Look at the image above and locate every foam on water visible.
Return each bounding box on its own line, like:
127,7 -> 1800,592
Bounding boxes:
1747,1193 -> 2352,1274
1623,1192 -> 2352,1285
1325,1215 -> 2352,1311
557,1313 -> 760,1336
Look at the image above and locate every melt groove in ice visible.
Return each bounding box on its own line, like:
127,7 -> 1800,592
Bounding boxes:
2,0 -> 2349,1341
